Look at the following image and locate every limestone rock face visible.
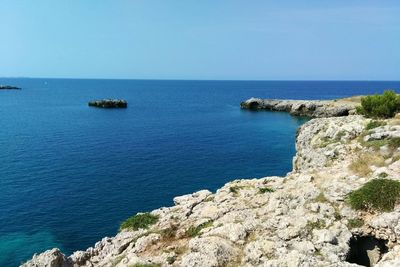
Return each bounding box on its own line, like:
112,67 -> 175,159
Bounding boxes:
22,248 -> 70,267
293,115 -> 366,171
23,103 -> 400,266
364,125 -> 400,141
240,97 -> 357,118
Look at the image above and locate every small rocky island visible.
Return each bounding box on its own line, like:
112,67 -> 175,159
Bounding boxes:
88,99 -> 128,108
0,85 -> 21,90
24,93 -> 400,267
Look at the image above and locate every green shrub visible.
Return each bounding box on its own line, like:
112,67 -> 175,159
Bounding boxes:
259,187 -> 275,194
356,90 -> 400,118
229,185 -> 244,195
347,179 -> 400,212
120,212 -> 159,231
366,120 -> 386,130
185,221 -> 213,237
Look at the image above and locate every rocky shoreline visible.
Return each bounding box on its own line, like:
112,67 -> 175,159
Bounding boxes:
240,97 -> 360,117
23,97 -> 400,267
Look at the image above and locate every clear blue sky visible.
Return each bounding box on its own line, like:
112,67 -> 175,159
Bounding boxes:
1,0 -> 399,80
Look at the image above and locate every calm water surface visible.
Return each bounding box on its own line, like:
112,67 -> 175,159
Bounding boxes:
0,79 -> 399,266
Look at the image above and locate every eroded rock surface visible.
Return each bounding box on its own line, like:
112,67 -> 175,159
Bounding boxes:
240,97 -> 358,117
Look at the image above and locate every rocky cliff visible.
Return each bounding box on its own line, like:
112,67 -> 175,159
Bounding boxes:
240,97 -> 360,117
23,100 -> 400,267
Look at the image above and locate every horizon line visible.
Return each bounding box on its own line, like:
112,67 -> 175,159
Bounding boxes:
1,76 -> 400,82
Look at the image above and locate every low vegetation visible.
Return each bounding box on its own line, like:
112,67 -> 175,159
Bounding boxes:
360,136 -> 400,152
349,153 -> 385,176
365,120 -> 386,130
356,90 -> 400,118
259,187 -> 275,194
229,185 -> 244,195
389,137 -> 400,149
111,255 -> 125,267
120,212 -> 159,231
347,218 -> 364,229
128,264 -> 161,267
314,192 -> 328,203
306,219 -> 326,232
318,137 -> 339,148
347,179 -> 400,212
161,224 -> 179,239
185,221 -> 213,237
378,172 -> 389,178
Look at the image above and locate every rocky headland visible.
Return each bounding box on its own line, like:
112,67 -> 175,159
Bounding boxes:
240,96 -> 362,117
88,99 -> 128,108
24,97 -> 400,267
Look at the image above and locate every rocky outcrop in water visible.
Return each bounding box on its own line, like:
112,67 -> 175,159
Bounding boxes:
240,97 -> 359,117
23,102 -> 400,267
88,99 -> 127,108
0,85 -> 21,89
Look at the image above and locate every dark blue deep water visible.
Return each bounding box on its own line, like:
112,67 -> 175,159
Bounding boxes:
1,79 -> 399,266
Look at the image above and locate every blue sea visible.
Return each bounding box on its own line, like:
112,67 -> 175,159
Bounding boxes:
1,79 -> 399,266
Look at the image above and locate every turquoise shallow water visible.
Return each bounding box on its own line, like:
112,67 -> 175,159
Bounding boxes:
0,79 -> 399,266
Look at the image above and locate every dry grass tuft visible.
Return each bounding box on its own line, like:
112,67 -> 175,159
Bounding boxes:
349,153 -> 385,176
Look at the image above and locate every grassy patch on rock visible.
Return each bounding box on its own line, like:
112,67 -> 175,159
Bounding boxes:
120,212 -> 159,231
347,218 -> 364,229
185,221 -> 213,237
229,185 -> 245,195
258,187 -> 275,194
128,264 -> 161,267
366,137 -> 400,150
160,224 -> 179,239
365,120 -> 386,130
347,179 -> 400,212
306,219 -> 326,232
314,192 -> 329,203
349,153 -> 385,176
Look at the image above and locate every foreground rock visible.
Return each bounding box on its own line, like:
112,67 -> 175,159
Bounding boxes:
24,102 -> 400,266
240,97 -> 360,117
0,85 -> 21,89
88,99 -> 127,108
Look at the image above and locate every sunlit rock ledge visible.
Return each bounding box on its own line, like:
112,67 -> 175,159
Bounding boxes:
240,96 -> 362,117
23,99 -> 400,267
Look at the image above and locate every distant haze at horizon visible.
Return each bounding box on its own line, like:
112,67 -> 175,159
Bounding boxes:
1,0 -> 399,80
